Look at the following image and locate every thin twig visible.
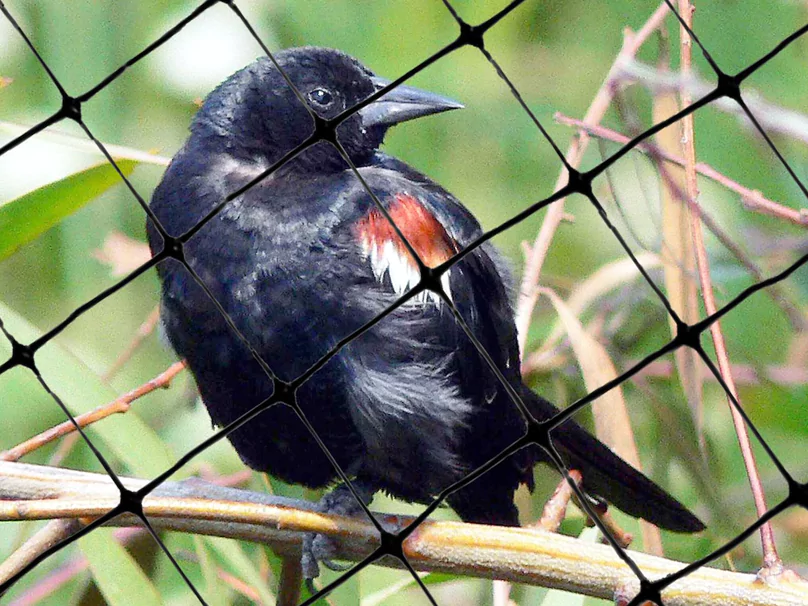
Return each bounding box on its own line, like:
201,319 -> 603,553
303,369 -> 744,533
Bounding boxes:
0,361 -> 185,462
46,433 -> 81,468
555,114 -> 808,228
624,360 -> 808,386
7,557 -> 89,606
197,467 -> 253,488
536,470 -> 582,533
0,519 -> 83,588
555,114 -> 808,330
102,306 -> 161,381
515,2 -> 673,357
214,569 -> 262,603
676,0 -> 781,573
615,60 -> 808,147
525,352 -> 808,388
534,469 -> 632,548
175,546 -> 266,603
7,527 -> 145,606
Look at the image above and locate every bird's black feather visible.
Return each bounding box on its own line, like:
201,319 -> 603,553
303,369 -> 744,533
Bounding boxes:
148,47 -> 704,550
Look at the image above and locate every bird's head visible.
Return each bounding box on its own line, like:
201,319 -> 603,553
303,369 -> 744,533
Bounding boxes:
190,47 -> 463,173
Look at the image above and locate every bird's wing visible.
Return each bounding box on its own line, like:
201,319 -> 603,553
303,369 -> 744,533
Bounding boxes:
370,153 -> 484,245
352,190 -> 458,302
337,167 -> 532,500
149,157 -> 375,484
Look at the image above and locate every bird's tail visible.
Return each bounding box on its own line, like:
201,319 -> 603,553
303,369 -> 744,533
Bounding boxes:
523,389 -> 705,533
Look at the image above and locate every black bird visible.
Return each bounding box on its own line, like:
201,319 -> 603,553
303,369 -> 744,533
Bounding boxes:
148,47 -> 703,575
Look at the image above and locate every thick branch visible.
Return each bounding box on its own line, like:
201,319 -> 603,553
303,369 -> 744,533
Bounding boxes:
1,461 -> 806,605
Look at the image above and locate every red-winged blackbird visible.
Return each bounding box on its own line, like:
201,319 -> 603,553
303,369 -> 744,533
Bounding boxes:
148,46 -> 703,576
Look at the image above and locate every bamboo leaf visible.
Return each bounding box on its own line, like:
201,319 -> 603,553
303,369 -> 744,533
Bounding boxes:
206,536 -> 275,605
0,160 -> 137,262
540,252 -> 662,353
540,288 -> 662,554
80,529 -> 163,606
193,535 -> 227,606
0,301 -> 174,477
653,90 -> 705,453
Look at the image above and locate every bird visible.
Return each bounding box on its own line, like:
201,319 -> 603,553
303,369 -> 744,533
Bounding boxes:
147,46 -> 704,578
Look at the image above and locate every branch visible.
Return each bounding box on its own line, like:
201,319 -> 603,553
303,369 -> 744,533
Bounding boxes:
676,0 -> 781,573
102,306 -> 161,380
0,361 -> 185,462
555,113 -> 808,228
625,359 -> 808,386
1,461 -> 806,605
0,518 -> 82,589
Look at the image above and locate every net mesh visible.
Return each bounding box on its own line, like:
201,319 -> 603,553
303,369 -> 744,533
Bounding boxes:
1,0 -> 806,604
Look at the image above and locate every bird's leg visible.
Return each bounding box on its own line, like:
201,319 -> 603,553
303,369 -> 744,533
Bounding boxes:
301,479 -> 377,582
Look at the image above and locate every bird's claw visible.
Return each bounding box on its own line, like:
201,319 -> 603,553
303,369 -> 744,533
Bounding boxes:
301,480 -> 376,583
323,559 -> 353,572
301,530 -> 351,580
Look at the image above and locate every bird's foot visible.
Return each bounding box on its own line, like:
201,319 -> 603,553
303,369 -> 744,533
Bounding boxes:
301,480 -> 376,583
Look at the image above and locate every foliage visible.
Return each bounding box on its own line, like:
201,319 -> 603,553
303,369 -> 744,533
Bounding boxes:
1,1 -> 806,604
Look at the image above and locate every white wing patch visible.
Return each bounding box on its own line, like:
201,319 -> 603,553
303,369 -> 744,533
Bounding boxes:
361,237 -> 451,305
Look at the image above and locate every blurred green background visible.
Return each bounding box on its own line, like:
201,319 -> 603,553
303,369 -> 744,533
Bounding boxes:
1,0 -> 807,604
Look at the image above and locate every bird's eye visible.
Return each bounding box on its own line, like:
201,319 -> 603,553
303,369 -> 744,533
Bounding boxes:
308,88 -> 334,107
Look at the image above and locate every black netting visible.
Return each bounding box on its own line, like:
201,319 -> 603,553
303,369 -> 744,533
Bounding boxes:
1,1 -> 806,605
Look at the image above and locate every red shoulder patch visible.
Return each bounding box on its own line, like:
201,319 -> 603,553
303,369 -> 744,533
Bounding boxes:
354,194 -> 458,301
355,194 -> 458,268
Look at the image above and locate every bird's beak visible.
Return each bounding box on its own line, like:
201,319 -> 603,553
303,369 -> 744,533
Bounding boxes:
358,77 -> 464,128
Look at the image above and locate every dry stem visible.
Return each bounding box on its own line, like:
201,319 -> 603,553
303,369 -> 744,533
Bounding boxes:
554,114 -> 808,229
554,112 -> 808,330
102,306 -> 161,380
615,61 -> 808,148
626,360 -> 808,386
676,0 -> 781,573
514,1 -> 673,356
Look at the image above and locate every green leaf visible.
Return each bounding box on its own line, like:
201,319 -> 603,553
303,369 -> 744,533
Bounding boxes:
0,160 -> 137,262
0,301 -> 174,477
80,529 -> 163,606
360,571 -> 458,606
193,535 -> 227,606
